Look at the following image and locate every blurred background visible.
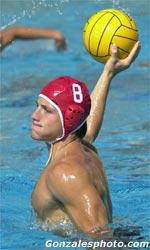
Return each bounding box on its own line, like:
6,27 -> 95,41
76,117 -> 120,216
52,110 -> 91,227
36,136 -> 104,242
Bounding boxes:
0,0 -> 150,249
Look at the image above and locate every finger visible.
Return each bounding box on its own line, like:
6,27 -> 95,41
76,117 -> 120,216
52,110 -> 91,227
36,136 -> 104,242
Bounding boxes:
110,43 -> 118,61
124,41 -> 141,65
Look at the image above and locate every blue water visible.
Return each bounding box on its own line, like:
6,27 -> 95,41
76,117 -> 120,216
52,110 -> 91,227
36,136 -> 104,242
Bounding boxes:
0,0 -> 150,249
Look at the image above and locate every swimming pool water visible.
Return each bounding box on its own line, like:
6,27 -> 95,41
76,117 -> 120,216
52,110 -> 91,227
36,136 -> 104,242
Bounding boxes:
0,0 -> 150,249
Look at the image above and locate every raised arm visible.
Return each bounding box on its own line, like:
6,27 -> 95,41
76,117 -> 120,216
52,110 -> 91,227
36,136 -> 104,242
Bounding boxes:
84,42 -> 141,143
0,26 -> 66,51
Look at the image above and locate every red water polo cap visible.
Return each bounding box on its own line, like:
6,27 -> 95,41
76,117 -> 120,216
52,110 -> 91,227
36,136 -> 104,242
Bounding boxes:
39,76 -> 91,142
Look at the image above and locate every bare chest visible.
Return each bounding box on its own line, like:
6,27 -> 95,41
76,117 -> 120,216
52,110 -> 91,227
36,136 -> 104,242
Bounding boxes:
31,168 -> 58,218
31,168 -> 73,235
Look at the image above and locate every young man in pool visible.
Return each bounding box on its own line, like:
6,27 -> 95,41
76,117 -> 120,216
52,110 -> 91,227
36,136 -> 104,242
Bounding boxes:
0,26 -> 66,51
31,42 -> 140,239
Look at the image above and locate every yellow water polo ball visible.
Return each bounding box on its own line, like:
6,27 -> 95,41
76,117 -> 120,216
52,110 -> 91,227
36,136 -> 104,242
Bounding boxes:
83,9 -> 138,64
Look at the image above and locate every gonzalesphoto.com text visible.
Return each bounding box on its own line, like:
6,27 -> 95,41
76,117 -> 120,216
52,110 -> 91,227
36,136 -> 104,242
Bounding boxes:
45,239 -> 150,248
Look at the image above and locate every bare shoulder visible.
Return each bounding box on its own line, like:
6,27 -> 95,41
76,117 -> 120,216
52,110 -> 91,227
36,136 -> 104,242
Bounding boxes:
49,159 -> 90,185
46,159 -> 90,202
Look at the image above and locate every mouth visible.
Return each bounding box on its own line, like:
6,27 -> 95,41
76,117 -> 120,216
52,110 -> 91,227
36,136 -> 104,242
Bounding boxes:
32,123 -> 42,129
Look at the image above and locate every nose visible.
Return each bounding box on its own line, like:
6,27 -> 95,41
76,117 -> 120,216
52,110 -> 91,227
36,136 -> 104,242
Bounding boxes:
32,106 -> 41,121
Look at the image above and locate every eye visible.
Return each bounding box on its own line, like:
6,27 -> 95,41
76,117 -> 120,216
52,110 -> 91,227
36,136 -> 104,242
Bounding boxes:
42,105 -> 52,113
44,107 -> 51,113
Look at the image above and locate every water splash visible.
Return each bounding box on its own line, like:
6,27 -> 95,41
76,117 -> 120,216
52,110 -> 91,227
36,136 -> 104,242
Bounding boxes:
1,0 -> 69,29
112,0 -> 120,8
112,0 -> 132,16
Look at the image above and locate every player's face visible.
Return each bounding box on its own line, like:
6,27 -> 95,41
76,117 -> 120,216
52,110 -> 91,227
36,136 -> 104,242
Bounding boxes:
31,97 -> 63,142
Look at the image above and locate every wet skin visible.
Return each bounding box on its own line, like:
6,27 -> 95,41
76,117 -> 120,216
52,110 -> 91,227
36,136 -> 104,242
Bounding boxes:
31,42 -> 141,238
31,97 -> 112,237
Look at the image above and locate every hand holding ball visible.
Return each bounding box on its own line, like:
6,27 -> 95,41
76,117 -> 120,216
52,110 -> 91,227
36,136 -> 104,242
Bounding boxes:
83,9 -> 138,64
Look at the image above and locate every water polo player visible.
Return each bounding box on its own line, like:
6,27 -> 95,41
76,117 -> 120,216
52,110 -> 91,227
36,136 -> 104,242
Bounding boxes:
31,42 -> 140,238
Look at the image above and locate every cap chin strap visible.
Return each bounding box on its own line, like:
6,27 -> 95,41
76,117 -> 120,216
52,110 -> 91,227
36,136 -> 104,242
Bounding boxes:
39,94 -> 65,144
39,94 -> 87,144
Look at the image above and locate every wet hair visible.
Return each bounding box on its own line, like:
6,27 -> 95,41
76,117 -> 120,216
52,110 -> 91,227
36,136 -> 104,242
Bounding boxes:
75,122 -> 87,139
75,122 -> 98,154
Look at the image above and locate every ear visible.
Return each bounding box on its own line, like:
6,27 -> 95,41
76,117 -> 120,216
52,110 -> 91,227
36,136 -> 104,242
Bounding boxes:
64,104 -> 84,131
